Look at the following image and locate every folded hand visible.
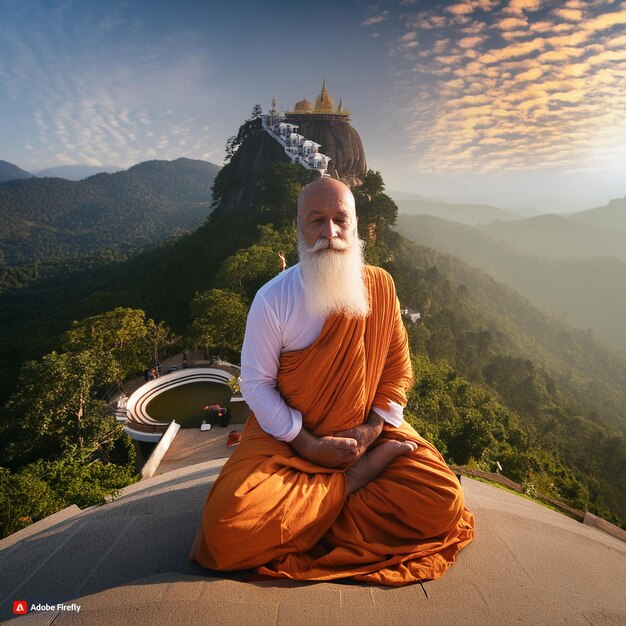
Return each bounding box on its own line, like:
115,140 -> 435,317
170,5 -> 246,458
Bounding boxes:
290,429 -> 360,469
332,424 -> 376,458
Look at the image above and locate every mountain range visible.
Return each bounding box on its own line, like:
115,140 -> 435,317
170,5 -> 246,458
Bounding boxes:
35,164 -> 122,180
388,189 -> 540,225
0,160 -> 33,183
568,196 -> 626,232
481,211 -> 626,260
396,210 -> 626,356
0,161 -> 123,183
0,158 -> 220,266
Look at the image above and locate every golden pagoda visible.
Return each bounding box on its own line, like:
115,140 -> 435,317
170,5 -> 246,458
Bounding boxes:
293,96 -> 313,113
314,80 -> 334,113
285,80 -> 351,121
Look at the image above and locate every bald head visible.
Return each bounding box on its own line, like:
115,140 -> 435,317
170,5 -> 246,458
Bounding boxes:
297,177 -> 355,221
297,177 -> 357,247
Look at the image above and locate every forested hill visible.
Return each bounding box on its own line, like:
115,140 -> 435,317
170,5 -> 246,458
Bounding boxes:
396,214 -> 626,356
0,158 -> 220,267
568,196 -> 626,232
388,189 -> 530,225
0,160 -> 33,183
35,164 -> 121,180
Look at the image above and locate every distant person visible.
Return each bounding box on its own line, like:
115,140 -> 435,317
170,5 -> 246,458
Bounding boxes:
203,404 -> 231,428
278,251 -> 287,272
182,349 -> 190,369
190,177 -> 474,586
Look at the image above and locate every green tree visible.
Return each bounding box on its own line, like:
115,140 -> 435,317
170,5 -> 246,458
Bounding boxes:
144,319 -> 179,368
1,350 -> 123,464
353,170 -> 398,244
0,442 -> 137,539
188,289 -> 247,360
215,225 -> 297,301
64,307 -> 175,385
0,466 -> 64,538
253,163 -> 309,229
224,105 -> 263,164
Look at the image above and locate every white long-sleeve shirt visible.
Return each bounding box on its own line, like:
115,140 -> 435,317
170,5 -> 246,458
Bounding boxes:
240,264 -> 404,442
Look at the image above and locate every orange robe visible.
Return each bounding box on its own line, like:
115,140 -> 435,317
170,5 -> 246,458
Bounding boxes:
190,266 -> 475,586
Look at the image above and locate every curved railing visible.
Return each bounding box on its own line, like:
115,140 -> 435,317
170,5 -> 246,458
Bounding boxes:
125,367 -> 232,428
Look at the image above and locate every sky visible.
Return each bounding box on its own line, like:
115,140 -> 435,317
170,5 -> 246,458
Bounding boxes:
1,0 -> 625,212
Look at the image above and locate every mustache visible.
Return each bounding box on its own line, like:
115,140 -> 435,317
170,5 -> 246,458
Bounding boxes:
308,237 -> 351,253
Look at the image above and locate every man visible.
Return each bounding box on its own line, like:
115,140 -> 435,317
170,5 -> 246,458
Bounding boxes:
189,177 -> 474,586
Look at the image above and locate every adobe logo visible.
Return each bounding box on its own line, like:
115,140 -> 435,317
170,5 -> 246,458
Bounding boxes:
13,600 -> 28,614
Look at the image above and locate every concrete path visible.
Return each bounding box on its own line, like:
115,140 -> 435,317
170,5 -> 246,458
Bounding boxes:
1,461 -> 625,625
155,428 -> 238,475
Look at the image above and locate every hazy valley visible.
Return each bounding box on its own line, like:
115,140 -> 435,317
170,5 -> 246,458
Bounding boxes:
396,201 -> 626,356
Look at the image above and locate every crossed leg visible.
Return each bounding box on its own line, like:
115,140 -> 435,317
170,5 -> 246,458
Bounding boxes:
191,423 -> 473,585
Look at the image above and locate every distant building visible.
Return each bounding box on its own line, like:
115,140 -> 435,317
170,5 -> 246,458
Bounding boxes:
263,85 -> 339,176
285,80 -> 351,121
401,308 -> 422,324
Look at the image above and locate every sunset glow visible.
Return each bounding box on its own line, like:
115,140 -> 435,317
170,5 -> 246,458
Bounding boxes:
1,0 -> 624,210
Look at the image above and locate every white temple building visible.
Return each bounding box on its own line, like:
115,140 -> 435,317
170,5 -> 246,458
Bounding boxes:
262,99 -> 331,176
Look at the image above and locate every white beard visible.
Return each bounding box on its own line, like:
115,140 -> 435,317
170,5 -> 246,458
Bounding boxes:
297,230 -> 370,321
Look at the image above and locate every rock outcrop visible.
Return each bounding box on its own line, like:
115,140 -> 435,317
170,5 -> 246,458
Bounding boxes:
288,117 -> 367,187
213,119 -> 367,216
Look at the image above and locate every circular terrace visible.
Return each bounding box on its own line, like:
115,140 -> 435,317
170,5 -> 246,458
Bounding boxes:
124,367 -> 234,441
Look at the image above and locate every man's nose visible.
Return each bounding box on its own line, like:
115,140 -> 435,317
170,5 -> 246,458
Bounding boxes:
321,220 -> 340,239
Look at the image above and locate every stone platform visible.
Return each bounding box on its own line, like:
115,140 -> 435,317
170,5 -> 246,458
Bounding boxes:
1,459 -> 625,625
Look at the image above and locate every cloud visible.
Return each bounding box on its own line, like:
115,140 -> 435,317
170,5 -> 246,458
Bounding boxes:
501,29 -> 531,41
554,8 -> 583,20
447,3 -> 474,16
436,54 -> 464,64
497,17 -> 528,30
561,62 -> 589,77
414,14 -> 448,29
445,0 -> 498,16
587,48 -> 626,64
360,11 -> 389,26
387,0 -> 626,177
547,30 -> 591,47
434,38 -> 450,53
458,35 -> 485,48
1,8 -> 220,169
536,47 -> 587,62
607,33 -> 626,47
445,78 -> 466,89
550,90 -> 585,102
479,37 -> 545,63
585,8 -> 626,32
517,67 -> 543,81
462,21 -> 487,34
504,0 -> 542,15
